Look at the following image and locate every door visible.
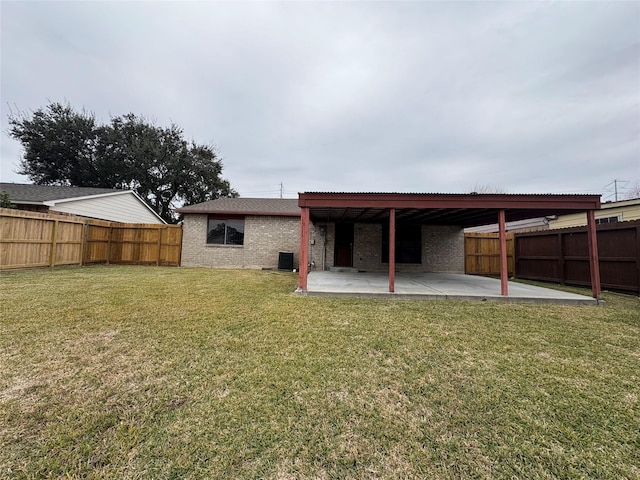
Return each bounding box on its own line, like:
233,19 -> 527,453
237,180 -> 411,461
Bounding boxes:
334,223 -> 354,267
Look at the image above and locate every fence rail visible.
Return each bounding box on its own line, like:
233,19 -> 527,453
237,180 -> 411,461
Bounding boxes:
464,232 -> 514,276
1,208 -> 182,270
514,220 -> 640,294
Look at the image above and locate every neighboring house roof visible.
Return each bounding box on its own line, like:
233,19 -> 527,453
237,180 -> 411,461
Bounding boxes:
178,198 -> 300,217
0,183 -> 165,224
548,197 -> 640,229
0,183 -> 126,203
464,217 -> 550,233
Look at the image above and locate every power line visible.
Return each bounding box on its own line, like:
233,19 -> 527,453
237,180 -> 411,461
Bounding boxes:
603,179 -> 630,202
238,182 -> 298,199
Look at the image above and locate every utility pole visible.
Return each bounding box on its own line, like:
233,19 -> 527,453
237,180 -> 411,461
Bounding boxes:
603,179 -> 628,202
279,182 -> 283,199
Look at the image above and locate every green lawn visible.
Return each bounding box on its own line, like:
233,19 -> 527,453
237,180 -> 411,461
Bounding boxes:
1,266 -> 638,479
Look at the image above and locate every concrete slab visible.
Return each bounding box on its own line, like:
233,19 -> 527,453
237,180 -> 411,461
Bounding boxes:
304,271 -> 599,305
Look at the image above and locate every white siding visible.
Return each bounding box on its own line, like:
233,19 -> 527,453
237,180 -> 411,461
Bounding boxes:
548,200 -> 640,229
51,193 -> 163,223
465,217 -> 548,233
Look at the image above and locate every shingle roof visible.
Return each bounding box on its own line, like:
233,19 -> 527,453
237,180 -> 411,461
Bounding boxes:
0,183 -> 129,203
177,198 -> 300,216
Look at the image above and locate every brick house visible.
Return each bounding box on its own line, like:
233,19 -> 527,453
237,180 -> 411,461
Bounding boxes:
179,192 -> 603,299
177,196 -> 464,273
178,198 -> 301,269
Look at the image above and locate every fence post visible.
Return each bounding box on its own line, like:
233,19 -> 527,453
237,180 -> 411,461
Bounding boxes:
511,233 -> 515,276
507,232 -> 516,278
557,233 -> 565,285
176,226 -> 183,267
49,219 -> 59,267
637,225 -> 640,295
106,225 -> 112,265
80,223 -> 88,266
156,227 -> 162,266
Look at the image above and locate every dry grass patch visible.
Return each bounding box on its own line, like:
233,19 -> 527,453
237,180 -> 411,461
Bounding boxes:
1,266 -> 639,479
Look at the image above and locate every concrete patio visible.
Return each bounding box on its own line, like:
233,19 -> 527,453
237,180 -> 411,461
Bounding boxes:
304,271 -> 599,305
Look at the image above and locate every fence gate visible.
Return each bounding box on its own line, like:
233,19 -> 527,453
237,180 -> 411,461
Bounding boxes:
464,232 -> 514,276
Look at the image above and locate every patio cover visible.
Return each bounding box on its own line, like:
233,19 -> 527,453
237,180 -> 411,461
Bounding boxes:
297,192 -> 602,298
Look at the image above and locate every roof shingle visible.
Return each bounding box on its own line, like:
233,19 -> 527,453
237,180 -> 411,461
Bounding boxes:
177,198 -> 300,216
0,183 -> 129,203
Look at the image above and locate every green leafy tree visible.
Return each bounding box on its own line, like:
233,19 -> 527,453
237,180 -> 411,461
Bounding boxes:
8,103 -> 100,186
0,191 -> 12,208
8,102 -> 237,222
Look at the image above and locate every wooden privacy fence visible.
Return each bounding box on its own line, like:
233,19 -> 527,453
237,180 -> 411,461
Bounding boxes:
0,208 -> 182,270
464,232 -> 515,276
514,220 -> 640,294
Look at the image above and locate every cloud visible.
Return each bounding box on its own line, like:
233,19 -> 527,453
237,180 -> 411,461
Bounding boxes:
1,1 -> 638,200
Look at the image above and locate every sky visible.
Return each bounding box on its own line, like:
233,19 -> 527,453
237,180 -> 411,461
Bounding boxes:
1,1 -> 639,202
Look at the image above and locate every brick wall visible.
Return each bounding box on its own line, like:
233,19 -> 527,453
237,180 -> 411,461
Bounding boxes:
182,215 -> 463,273
308,223 -> 335,271
421,225 -> 464,272
181,214 -> 300,269
336,223 -> 464,273
354,224 -> 382,271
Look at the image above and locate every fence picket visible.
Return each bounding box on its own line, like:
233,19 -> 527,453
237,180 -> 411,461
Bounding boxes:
514,220 -> 640,294
0,208 -> 182,270
464,232 -> 514,276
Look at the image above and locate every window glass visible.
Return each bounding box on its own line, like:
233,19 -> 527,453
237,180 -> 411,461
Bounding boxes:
595,216 -> 619,225
207,217 -> 244,245
382,224 -> 422,264
225,219 -> 245,245
207,221 -> 226,244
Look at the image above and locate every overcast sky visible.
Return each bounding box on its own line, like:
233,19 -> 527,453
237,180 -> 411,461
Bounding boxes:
1,1 -> 639,201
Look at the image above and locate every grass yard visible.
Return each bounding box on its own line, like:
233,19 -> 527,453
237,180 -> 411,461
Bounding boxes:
1,266 -> 638,479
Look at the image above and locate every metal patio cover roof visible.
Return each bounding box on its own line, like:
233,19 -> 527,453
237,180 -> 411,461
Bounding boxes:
298,192 -> 601,228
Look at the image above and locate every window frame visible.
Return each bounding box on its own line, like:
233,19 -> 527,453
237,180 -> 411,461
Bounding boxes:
381,223 -> 422,264
595,215 -> 620,225
206,215 -> 245,246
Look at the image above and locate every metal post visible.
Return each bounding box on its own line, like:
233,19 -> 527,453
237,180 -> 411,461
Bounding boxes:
499,209 -> 508,296
389,208 -> 395,293
587,210 -> 601,299
298,207 -> 310,292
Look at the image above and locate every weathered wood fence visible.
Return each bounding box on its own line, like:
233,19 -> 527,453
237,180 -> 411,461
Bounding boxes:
0,208 -> 182,270
514,220 -> 640,294
464,232 -> 515,276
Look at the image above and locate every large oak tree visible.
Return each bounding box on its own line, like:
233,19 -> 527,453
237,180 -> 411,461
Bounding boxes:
8,102 -> 237,222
